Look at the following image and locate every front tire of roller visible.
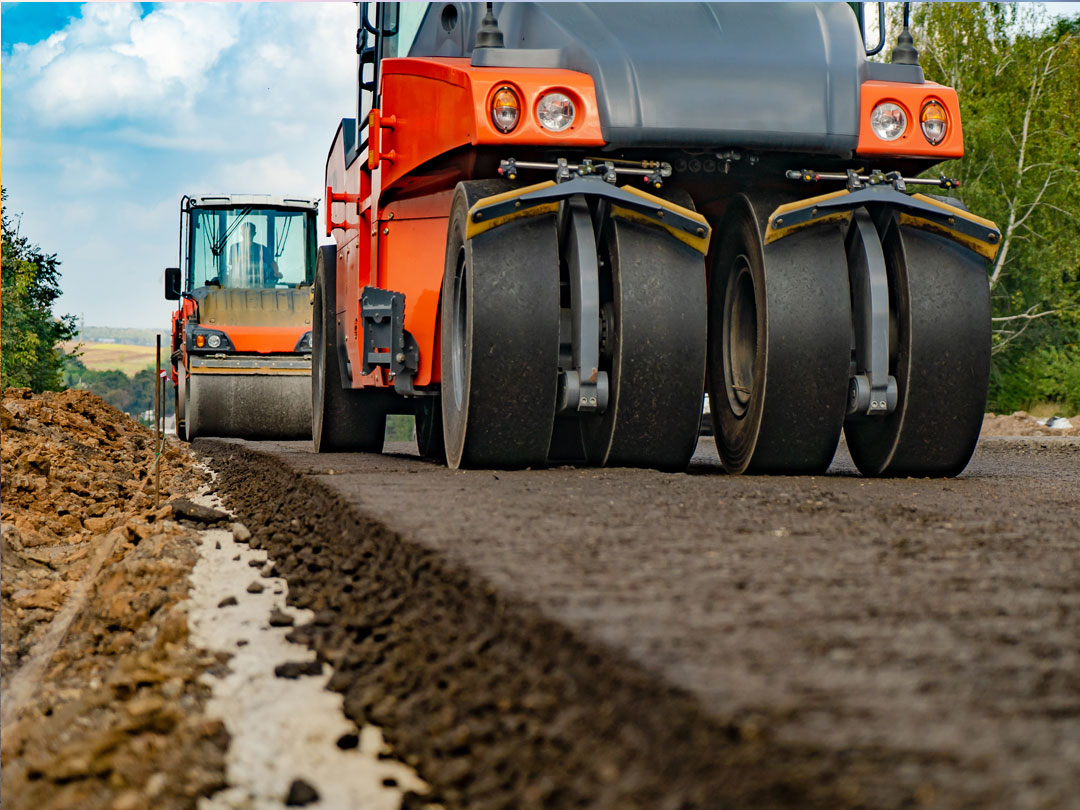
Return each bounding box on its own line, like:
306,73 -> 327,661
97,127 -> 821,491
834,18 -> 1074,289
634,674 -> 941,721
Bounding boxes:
580,192 -> 707,471
708,194 -> 851,474
312,244 -> 390,453
844,223 -> 990,477
441,180 -> 560,470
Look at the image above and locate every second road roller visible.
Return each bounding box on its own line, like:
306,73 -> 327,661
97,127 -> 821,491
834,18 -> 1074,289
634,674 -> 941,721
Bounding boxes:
166,194 -> 318,440
316,2 -> 1001,476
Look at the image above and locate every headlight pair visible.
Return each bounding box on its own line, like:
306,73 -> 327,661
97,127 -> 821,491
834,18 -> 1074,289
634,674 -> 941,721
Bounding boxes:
490,86 -> 576,134
870,99 -> 948,146
189,328 -> 234,352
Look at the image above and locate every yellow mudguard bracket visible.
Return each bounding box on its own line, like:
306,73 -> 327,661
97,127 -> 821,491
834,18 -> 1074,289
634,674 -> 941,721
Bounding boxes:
765,187 -> 1001,262
467,177 -> 711,255
611,185 -> 712,255
466,180 -> 558,240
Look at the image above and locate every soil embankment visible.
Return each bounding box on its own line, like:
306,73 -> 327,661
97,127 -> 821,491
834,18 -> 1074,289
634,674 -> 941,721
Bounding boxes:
981,410 -> 1079,436
1,389 -> 227,810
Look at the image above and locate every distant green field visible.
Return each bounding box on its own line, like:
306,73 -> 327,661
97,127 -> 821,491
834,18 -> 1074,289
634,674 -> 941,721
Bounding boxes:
61,342 -> 159,376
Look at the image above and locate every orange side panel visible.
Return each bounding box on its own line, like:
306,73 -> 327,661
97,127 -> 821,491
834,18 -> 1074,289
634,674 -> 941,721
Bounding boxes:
333,58 -> 605,391
216,325 -> 309,354
377,57 -> 605,188
378,190 -> 454,387
856,81 -> 964,159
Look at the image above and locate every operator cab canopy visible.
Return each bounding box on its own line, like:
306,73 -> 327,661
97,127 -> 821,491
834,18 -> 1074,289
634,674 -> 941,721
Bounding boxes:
186,194 -> 319,292
404,2 -> 922,156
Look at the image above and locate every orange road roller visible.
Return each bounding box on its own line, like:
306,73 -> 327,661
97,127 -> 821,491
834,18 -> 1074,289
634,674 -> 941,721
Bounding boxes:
316,2 -> 1000,476
166,194 -> 318,440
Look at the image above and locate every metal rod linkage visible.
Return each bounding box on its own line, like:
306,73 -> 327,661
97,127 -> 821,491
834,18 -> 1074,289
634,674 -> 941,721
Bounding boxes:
786,168 -> 960,190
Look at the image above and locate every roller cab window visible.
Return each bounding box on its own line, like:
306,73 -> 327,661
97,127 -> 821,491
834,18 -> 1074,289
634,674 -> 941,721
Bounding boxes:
190,207 -> 315,290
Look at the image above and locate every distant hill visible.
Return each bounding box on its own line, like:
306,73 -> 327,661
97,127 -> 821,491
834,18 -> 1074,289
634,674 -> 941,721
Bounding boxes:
77,326 -> 169,346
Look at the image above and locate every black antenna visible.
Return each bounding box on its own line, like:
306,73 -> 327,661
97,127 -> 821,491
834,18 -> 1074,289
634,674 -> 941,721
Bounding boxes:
475,2 -> 504,49
891,2 -> 919,66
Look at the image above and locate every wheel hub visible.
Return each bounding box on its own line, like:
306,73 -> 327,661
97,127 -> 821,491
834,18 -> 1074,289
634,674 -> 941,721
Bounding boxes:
451,246 -> 468,411
724,256 -> 757,417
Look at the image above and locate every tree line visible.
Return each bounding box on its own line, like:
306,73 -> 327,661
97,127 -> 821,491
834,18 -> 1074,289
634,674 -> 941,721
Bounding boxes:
2,187 -> 171,421
1,188 -> 77,392
911,3 -> 1079,411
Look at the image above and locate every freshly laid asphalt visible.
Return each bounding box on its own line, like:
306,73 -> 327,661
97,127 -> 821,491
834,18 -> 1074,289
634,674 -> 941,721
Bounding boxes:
202,435 -> 1080,810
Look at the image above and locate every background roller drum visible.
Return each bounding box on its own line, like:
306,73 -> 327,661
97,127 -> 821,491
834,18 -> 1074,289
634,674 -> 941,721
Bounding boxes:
580,194 -> 707,470
186,370 -> 310,440
312,244 -> 392,453
844,222 -> 990,477
441,180 -> 561,470
176,361 -> 189,442
708,194 -> 851,474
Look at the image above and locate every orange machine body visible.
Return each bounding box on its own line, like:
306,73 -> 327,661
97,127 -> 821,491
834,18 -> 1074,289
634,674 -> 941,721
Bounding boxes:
327,58 -> 604,390
327,56 -> 968,393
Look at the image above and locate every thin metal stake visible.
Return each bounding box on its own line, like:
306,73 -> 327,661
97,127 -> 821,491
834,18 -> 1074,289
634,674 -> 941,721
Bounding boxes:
154,335 -> 161,509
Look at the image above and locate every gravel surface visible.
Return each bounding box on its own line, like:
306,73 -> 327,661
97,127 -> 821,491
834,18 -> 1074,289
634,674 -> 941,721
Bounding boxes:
202,434 -> 1080,810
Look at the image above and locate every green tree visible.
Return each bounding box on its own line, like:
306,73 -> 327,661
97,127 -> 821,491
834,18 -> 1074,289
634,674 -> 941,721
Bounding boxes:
1,188 -> 77,391
911,3 -> 1080,410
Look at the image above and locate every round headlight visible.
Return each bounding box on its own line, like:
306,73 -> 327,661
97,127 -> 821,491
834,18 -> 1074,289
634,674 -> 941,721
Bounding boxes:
921,100 -> 948,146
870,102 -> 907,142
491,86 -> 520,133
537,92 -> 575,132
207,334 -> 221,349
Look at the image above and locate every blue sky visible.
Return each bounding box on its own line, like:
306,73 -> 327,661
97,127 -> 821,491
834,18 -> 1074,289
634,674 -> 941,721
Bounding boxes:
1,1 -> 357,329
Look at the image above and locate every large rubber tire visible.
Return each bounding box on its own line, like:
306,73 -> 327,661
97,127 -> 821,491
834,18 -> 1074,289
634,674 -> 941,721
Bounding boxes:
441,180 -> 560,470
580,195 -> 707,470
707,194 -> 851,474
312,244 -> 392,453
844,222 -> 990,477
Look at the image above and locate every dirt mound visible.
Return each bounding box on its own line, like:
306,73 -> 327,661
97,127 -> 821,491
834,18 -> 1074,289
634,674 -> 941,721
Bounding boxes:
981,410 -> 1080,437
1,388 -> 226,810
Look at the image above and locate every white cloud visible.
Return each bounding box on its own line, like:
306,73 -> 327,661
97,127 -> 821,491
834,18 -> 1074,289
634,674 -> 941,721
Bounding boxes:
31,48 -> 155,123
116,4 -> 238,87
12,2 -> 240,126
4,2 -> 359,328
67,3 -> 142,48
12,30 -> 68,74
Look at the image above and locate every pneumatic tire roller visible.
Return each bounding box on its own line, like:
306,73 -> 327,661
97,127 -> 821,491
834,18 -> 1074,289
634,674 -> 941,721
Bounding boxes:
316,2 -> 998,477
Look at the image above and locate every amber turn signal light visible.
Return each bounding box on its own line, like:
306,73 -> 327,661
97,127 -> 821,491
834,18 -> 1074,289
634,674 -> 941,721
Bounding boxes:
921,100 -> 948,146
491,86 -> 520,133
195,334 -> 206,348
